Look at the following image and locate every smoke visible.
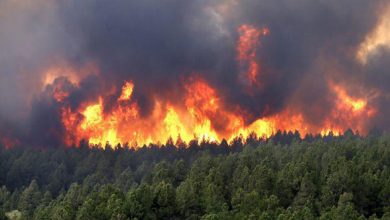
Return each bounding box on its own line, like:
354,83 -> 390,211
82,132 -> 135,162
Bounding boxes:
0,0 -> 389,147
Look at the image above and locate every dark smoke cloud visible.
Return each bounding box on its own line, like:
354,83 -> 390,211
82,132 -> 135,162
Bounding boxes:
363,47 -> 390,130
0,0 -> 389,147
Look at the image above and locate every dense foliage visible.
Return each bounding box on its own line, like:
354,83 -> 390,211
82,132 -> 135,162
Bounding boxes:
0,131 -> 389,219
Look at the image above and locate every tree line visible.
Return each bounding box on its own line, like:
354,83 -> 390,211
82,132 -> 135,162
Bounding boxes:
0,131 -> 389,219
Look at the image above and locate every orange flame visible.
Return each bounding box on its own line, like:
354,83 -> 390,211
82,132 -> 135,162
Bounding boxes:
118,81 -> 134,101
332,84 -> 367,112
55,76 -> 377,148
318,82 -> 377,135
37,24 -> 378,149
237,24 -> 269,85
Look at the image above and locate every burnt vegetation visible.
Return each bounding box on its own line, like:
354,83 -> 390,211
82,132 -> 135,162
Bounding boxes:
0,131 -> 389,219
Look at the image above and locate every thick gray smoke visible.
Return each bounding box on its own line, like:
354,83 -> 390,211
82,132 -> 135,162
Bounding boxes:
0,0 -> 389,147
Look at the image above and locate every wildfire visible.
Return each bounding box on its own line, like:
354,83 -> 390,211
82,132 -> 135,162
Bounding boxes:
61,78 -> 229,147
237,24 -> 269,85
34,24 -> 377,149
332,84 -> 367,112
81,99 -> 104,130
54,76 -> 376,148
118,81 -> 134,101
318,82 -> 376,135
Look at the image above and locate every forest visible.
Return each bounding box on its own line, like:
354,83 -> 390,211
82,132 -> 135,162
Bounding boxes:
0,131 -> 389,220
